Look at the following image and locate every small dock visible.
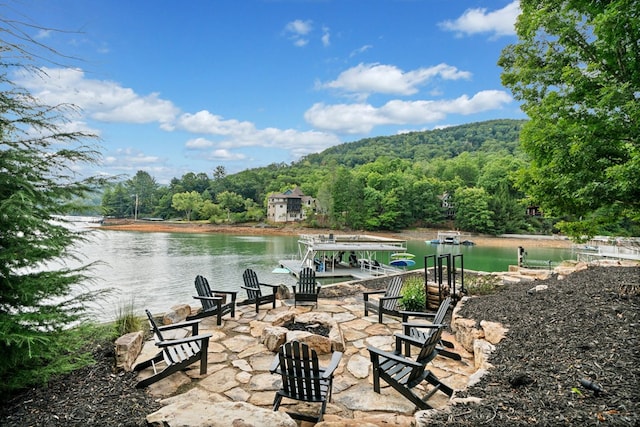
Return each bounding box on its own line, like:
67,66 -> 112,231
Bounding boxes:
278,233 -> 408,281
278,259 -> 394,280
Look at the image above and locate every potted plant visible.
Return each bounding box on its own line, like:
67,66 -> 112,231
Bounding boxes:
399,276 -> 426,312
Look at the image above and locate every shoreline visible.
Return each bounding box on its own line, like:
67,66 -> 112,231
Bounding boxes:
98,219 -> 574,249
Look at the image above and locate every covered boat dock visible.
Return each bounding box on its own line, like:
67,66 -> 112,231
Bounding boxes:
279,234 -> 408,280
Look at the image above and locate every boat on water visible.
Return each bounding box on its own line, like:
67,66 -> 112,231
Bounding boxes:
278,233 -> 408,280
389,258 -> 416,268
426,231 -> 475,246
391,252 -> 415,259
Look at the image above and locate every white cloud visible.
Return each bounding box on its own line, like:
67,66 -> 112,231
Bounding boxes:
185,137 -> 215,149
304,90 -> 512,134
284,19 -> 313,47
177,111 -> 256,136
178,110 -> 340,155
350,45 -> 372,58
439,1 -> 520,38
285,19 -> 312,35
207,149 -> 246,161
322,26 -> 331,47
17,67 -> 179,126
35,29 -> 52,39
319,63 -> 471,98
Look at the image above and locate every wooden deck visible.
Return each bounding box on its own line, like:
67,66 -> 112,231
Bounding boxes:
278,259 -> 392,281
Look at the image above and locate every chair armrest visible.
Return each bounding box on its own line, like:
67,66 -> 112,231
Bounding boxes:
157,333 -> 212,348
158,319 -> 202,335
210,290 -> 238,296
402,322 -> 443,330
363,289 -> 386,298
380,295 -> 402,303
211,290 -> 238,302
193,295 -> 222,302
316,285 -> 321,293
400,310 -> 437,322
394,332 -> 425,349
260,283 -> 279,295
367,346 -> 422,368
321,351 -> 343,379
259,283 -> 279,289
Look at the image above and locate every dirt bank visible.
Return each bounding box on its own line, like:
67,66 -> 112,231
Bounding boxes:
98,219 -> 574,249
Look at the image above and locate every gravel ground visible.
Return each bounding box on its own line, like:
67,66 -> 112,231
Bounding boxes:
0,265 -> 637,426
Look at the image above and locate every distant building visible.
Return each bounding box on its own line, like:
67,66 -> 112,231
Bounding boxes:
440,192 -> 455,219
526,205 -> 542,216
267,187 -> 316,223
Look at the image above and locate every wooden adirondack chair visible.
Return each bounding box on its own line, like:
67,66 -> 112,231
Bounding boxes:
363,275 -> 404,323
241,268 -> 279,313
400,296 -> 460,360
367,323 -> 454,410
270,340 -> 343,423
292,267 -> 321,307
187,275 -> 237,325
134,309 -> 212,388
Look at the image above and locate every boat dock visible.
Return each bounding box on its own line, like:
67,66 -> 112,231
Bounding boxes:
278,233 -> 408,280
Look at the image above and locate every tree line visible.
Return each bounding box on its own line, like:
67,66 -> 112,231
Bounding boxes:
100,120 -> 555,235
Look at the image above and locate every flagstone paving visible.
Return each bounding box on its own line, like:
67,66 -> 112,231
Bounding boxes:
136,297 -> 476,426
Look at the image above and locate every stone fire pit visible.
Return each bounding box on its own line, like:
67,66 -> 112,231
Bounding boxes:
259,311 -> 345,354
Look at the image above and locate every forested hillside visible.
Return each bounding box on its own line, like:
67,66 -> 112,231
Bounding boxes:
101,119 -> 567,235
305,119 -> 524,167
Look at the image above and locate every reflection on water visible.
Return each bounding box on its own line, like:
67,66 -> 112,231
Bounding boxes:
71,230 -> 576,322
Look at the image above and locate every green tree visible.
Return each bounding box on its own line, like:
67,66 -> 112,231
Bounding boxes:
500,0 -> 640,240
126,170 -> 158,217
172,191 -> 203,221
453,187 -> 494,233
101,183 -> 131,217
0,20 -> 107,392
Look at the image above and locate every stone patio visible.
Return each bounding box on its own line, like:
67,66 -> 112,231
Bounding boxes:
134,296 -> 478,426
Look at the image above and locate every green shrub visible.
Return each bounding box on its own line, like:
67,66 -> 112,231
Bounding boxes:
114,299 -> 144,337
464,274 -> 501,295
399,276 -> 427,312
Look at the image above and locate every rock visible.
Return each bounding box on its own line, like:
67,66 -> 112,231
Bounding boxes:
276,284 -> 291,300
146,401 -> 297,427
480,320 -> 508,344
261,326 -> 289,351
346,354 -> 370,379
527,284 -> 548,294
115,331 -> 143,371
452,317 -> 484,353
162,304 -> 191,324
473,339 -> 495,370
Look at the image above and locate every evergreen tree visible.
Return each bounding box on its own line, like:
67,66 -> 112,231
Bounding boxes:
0,19 -> 107,392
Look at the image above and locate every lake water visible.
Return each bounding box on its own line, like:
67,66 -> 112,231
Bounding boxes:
71,229 -> 576,322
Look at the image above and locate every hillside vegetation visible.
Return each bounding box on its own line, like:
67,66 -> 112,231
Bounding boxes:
100,118 -> 635,237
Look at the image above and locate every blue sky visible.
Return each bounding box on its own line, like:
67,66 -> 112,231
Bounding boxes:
5,0 -> 524,184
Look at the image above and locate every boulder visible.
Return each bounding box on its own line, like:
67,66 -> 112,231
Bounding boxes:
115,331 -> 143,371
147,401 -> 296,427
162,304 -> 191,325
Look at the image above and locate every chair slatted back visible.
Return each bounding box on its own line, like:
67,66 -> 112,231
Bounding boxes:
194,275 -> 216,311
242,269 -> 262,300
382,276 -> 403,311
433,297 -> 452,324
145,309 -> 165,342
297,267 -> 317,294
278,341 -> 322,401
413,324 -> 445,370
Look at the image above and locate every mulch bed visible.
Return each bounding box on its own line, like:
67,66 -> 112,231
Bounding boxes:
0,343 -> 161,427
427,266 -> 639,426
0,265 -> 637,426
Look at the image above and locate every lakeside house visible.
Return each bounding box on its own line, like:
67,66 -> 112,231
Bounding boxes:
267,187 -> 316,223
